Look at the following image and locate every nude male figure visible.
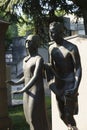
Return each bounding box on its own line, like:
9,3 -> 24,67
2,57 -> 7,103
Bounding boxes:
45,22 -> 82,130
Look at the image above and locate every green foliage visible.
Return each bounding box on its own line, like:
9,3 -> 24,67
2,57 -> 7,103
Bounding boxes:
9,96 -> 51,130
72,0 -> 87,9
9,105 -> 29,130
0,0 -> 79,26
55,10 -> 65,16
17,14 -> 35,36
0,12 -> 34,49
6,24 -> 18,38
1,0 -> 87,42
5,23 -> 18,50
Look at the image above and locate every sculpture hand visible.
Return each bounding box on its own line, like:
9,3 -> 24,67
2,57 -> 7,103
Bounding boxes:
65,89 -> 76,97
6,80 -> 16,85
12,90 -> 23,94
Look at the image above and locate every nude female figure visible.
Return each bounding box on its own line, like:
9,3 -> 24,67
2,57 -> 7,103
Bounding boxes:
7,34 -> 50,130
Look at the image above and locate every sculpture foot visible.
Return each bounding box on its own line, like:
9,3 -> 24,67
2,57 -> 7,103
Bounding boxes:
72,126 -> 79,130
68,125 -> 78,130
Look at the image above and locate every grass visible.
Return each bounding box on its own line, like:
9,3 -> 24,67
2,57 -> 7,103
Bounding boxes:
9,96 -> 51,130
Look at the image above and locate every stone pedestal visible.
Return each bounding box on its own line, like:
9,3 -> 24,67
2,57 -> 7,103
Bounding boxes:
51,35 -> 87,130
0,20 -> 12,130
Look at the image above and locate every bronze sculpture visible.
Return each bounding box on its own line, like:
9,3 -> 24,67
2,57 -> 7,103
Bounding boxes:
7,34 -> 50,130
45,22 -> 82,130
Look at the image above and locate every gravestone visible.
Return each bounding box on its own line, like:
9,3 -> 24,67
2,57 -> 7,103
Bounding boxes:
0,20 -> 12,130
51,35 -> 87,130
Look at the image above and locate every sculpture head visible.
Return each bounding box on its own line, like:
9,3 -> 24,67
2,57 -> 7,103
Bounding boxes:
25,34 -> 41,55
49,22 -> 64,43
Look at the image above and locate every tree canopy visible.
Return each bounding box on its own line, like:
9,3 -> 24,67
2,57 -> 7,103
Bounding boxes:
72,0 -> 87,9
0,0 -> 87,42
71,0 -> 87,34
0,0 -> 77,26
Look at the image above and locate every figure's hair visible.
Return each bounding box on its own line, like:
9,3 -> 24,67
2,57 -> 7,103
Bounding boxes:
49,21 -> 64,32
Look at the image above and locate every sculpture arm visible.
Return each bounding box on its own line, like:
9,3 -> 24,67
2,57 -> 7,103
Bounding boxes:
14,57 -> 43,93
6,76 -> 24,86
66,46 -> 82,95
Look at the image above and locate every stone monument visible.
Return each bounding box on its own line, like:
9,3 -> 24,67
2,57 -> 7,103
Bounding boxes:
0,20 -> 12,130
